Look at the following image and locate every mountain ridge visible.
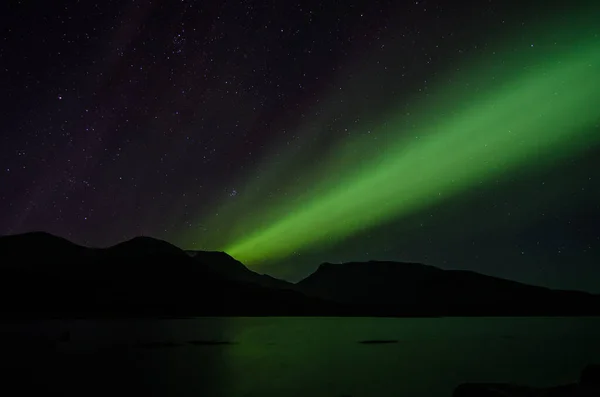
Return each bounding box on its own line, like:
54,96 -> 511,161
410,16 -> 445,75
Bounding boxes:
1,232 -> 598,317
297,259 -> 597,316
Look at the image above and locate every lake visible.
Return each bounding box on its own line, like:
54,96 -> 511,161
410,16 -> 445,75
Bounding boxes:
1,317 -> 599,396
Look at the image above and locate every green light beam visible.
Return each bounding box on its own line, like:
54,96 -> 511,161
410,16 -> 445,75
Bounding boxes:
223,37 -> 600,265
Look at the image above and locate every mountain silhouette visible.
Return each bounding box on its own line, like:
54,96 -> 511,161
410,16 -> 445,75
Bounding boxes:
185,250 -> 294,290
0,232 -> 336,317
1,233 -> 598,317
106,236 -> 190,259
296,261 -> 600,316
0,231 -> 89,267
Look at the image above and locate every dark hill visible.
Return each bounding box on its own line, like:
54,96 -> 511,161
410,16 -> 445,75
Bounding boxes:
295,261 -> 600,316
297,261 -> 442,306
105,236 -> 189,259
2,233 -> 599,318
0,232 -> 89,267
0,232 -> 338,318
186,250 -> 294,290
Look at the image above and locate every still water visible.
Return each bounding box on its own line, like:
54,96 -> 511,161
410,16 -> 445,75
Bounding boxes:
2,317 -> 600,396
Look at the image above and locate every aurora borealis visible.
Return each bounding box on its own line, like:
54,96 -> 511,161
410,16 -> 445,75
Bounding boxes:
221,36 -> 600,264
1,1 -> 599,291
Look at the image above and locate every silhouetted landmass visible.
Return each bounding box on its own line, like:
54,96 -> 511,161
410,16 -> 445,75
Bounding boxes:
187,340 -> 236,346
136,342 -> 182,349
185,250 -> 294,290
296,261 -> 600,316
358,340 -> 398,344
1,233 -> 599,318
0,232 -> 340,318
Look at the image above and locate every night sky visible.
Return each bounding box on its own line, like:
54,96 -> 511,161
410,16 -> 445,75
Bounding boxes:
1,1 -> 599,292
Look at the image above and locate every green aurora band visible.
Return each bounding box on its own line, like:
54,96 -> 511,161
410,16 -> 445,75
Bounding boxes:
189,17 -> 600,267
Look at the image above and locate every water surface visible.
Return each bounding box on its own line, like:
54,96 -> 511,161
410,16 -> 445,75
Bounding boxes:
2,317 -> 599,396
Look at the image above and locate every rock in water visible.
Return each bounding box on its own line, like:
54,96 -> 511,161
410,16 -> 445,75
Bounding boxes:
453,383 -> 580,396
580,364 -> 600,387
453,364 -> 599,397
579,364 -> 600,396
453,383 -> 536,397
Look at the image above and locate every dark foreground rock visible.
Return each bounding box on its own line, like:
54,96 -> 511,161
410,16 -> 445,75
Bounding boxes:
579,364 -> 600,388
453,365 -> 600,397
